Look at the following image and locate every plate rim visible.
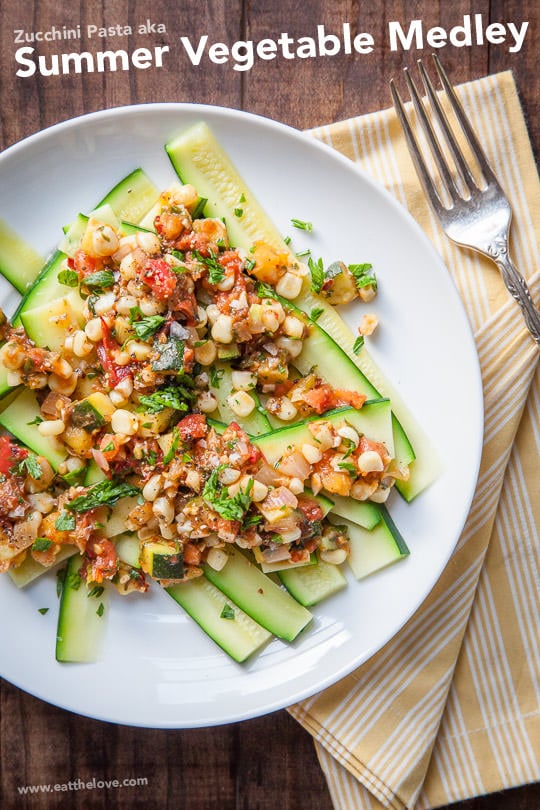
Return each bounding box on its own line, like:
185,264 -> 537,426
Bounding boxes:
0,102 -> 484,728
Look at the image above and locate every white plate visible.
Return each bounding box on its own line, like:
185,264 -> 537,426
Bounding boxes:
0,104 -> 483,728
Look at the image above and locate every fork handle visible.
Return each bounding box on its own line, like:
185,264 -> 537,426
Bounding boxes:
495,253 -> 540,346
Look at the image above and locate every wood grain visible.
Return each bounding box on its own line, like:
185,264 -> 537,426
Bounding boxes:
1,1 -> 539,808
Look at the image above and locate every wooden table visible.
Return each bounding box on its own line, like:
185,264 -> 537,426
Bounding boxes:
1,2 -> 539,808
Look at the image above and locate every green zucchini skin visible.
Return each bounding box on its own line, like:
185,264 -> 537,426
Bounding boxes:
208,361 -> 271,436
55,555 -> 108,663
165,121 -> 440,501
0,388 -> 68,470
95,167 -> 160,224
0,219 -> 43,294
254,401 -> 395,465
331,506 -> 410,580
167,577 -> 272,663
8,546 -> 76,589
278,558 -> 347,607
203,546 -> 312,642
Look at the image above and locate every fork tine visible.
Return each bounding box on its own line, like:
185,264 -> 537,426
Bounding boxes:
403,67 -> 461,203
432,54 -> 498,185
390,79 -> 445,215
416,59 -> 476,193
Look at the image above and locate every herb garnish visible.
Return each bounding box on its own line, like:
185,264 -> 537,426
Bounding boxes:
310,307 -> 324,321
58,268 -> 79,287
66,480 -> 140,513
220,604 -> 235,620
32,538 -> 53,552
55,511 -> 76,532
338,461 -> 357,476
352,335 -> 365,355
129,308 -> 166,340
308,256 -> 325,293
349,263 -> 377,291
138,385 -> 193,414
203,467 -> 252,522
255,281 -> 278,300
291,218 -> 313,232
209,367 -> 224,389
194,251 -> 225,285
163,427 -> 181,465
12,453 -> 42,480
81,270 -> 115,289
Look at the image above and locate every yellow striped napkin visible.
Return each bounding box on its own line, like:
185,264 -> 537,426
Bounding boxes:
288,71 -> 540,810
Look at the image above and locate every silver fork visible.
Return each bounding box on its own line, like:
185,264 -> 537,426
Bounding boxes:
390,55 -> 540,346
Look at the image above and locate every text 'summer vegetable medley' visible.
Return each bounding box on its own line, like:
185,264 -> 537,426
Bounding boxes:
0,122 -> 437,663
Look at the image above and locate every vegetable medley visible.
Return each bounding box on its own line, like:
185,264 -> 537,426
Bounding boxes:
0,182 -> 406,594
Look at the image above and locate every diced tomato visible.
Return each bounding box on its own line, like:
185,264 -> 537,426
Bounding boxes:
0,436 -> 28,475
72,249 -> 100,278
302,385 -> 367,414
177,413 -> 208,442
141,258 -> 177,301
86,537 -> 118,583
174,296 -> 199,325
333,389 -> 367,410
296,495 -> 324,523
219,250 -> 244,275
183,543 -> 202,566
302,385 -> 337,414
96,318 -> 135,388
358,436 -> 387,458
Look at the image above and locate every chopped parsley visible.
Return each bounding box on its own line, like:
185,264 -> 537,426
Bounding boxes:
220,603 -> 235,620
38,607 -> 49,615
338,461 -> 357,476
291,218 -> 313,232
55,511 -> 76,532
88,585 -> 105,599
81,270 -> 115,289
234,207 -> 243,218
66,480 -> 140,513
139,384 -> 193,414
163,427 -> 181,465
32,538 -> 53,552
348,263 -> 377,291
202,467 -> 252,522
209,367 -> 224,388
26,415 -> 43,426
194,251 -> 225,285
129,309 -> 166,340
352,335 -> 365,355
308,256 -> 325,293
57,268 -> 79,287
12,453 -> 42,480
244,257 -> 256,272
310,307 -> 324,322
96,602 -> 105,617
255,281 -> 278,300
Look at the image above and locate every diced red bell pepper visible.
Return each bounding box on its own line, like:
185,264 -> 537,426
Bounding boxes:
177,414 -> 208,442
141,259 -> 178,301
0,436 -> 28,475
